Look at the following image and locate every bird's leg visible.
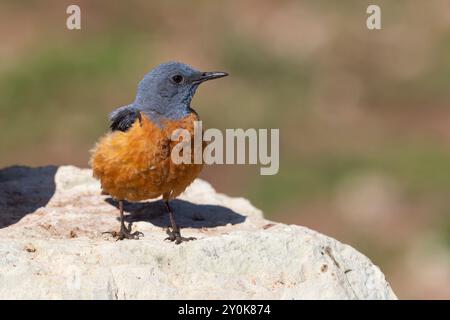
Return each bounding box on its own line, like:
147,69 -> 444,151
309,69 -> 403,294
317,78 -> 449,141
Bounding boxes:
117,200 -> 144,240
164,200 -> 196,244
103,200 -> 144,240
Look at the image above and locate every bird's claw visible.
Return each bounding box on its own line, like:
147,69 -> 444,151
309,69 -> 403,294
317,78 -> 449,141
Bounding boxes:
103,224 -> 144,240
119,230 -> 144,240
165,227 -> 196,244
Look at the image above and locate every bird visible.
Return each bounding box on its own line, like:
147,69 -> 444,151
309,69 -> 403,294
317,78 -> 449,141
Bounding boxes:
90,61 -> 228,244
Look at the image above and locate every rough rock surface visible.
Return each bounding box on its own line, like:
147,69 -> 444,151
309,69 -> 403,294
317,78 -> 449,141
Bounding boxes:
0,166 -> 397,299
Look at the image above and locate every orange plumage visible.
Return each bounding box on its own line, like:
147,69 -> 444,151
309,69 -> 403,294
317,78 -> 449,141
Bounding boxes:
90,112 -> 203,202
89,61 -> 227,243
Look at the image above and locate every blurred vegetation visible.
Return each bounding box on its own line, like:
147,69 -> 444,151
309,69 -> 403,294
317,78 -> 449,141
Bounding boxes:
0,0 -> 449,298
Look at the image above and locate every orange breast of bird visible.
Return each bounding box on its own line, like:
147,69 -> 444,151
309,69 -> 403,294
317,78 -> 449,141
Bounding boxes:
90,113 -> 203,202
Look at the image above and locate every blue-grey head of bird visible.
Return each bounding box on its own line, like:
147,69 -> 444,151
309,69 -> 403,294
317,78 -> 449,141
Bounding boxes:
133,61 -> 228,120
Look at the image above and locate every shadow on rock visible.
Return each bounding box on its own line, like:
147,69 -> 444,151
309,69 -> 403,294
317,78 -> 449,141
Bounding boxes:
0,166 -> 57,229
105,198 -> 246,228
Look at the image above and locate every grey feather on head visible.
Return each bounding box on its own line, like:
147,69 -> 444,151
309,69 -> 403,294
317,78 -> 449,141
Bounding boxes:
133,61 -> 228,120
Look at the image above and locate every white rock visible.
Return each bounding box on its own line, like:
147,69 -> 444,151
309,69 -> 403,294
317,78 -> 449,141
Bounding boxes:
0,165 -> 397,299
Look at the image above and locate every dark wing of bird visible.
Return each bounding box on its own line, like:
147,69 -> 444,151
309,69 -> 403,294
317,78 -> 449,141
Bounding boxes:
109,105 -> 142,132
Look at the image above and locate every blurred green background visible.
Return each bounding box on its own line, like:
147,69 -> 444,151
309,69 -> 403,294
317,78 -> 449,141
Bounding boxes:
1,0 -> 450,299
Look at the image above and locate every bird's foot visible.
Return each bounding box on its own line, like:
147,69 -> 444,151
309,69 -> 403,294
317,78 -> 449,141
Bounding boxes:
103,223 -> 144,240
165,227 -> 196,244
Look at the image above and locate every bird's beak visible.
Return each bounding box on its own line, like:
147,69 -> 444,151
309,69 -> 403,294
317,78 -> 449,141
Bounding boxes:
194,71 -> 229,84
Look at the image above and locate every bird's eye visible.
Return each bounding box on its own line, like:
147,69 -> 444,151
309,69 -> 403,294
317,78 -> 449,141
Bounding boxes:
171,74 -> 184,84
